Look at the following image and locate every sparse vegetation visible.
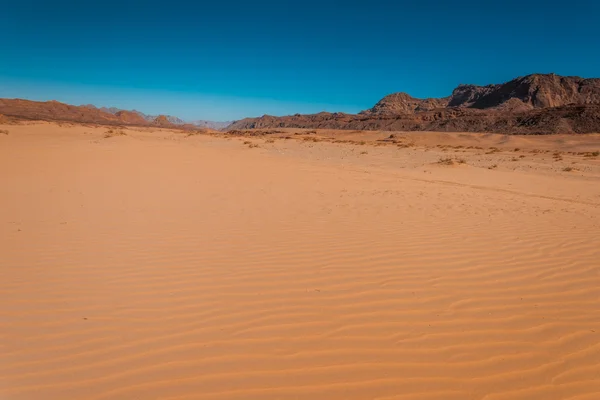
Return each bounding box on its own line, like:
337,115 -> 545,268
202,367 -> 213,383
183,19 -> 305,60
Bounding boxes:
437,157 -> 466,165
360,151 -> 368,155
0,129 -> 8,135
104,129 -> 126,138
303,136 -> 320,142
488,164 -> 498,169
185,130 -> 205,137
563,167 -> 574,172
264,138 -> 275,144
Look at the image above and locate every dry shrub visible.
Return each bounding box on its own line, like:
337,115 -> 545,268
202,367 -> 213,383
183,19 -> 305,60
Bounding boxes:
104,129 -> 126,138
303,136 -> 320,142
0,129 -> 8,135
437,157 -> 466,165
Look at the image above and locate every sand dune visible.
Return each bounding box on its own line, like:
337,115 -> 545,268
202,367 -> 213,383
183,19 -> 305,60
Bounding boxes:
1,122 -> 600,399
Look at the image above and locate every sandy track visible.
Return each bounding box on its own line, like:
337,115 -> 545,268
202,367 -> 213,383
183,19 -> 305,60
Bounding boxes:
1,122 -> 599,399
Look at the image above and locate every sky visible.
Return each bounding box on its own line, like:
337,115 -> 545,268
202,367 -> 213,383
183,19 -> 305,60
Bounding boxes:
1,0 -> 599,121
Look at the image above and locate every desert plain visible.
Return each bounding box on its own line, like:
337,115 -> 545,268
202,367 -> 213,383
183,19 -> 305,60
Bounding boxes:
1,121 -> 600,400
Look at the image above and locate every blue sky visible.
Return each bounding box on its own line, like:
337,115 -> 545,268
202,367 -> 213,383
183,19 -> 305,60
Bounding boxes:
1,0 -> 599,121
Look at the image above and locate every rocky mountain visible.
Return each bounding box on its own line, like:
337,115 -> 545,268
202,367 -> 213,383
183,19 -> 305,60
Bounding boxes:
0,99 -> 179,128
95,106 -> 230,129
447,74 -> 600,109
229,105 -> 600,135
229,74 -> 600,134
189,120 -> 233,130
93,106 -> 186,125
152,115 -> 174,127
362,93 -> 449,114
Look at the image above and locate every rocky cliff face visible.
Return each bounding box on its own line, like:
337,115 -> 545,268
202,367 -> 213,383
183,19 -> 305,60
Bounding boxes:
229,74 -> 600,134
229,104 -> 600,134
362,93 -> 449,114
447,74 -> 600,109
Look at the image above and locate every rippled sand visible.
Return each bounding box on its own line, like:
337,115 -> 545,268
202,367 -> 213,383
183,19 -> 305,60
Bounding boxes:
2,122 -> 600,400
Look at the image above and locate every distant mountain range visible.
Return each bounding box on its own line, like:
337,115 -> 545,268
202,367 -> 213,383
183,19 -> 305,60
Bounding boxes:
0,99 -> 233,130
2,74 -> 600,134
84,105 -> 232,130
229,73 -> 600,134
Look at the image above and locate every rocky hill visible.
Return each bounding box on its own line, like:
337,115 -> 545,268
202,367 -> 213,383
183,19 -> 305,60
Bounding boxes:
447,74 -> 600,109
189,120 -> 233,130
0,99 -> 232,130
362,93 -> 449,114
96,105 -> 231,129
229,104 -> 600,135
229,74 -> 600,134
0,99 -> 181,128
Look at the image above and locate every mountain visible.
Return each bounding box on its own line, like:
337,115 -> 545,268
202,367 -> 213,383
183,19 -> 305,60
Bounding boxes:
447,74 -> 600,109
0,99 -> 179,128
361,93 -> 449,114
189,120 -> 233,130
94,106 -> 186,125
94,106 -> 230,129
152,115 -> 173,127
229,74 -> 600,134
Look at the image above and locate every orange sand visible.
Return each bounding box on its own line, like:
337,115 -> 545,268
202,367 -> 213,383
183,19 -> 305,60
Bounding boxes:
1,122 -> 600,400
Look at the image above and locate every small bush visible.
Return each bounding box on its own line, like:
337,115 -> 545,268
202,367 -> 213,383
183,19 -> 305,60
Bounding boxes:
0,129 -> 8,135
563,167 -> 573,172
104,129 -> 126,138
438,157 -> 455,165
303,136 -> 320,142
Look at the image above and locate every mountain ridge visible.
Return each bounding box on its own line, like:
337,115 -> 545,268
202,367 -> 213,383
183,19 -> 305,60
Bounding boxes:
229,73 -> 600,134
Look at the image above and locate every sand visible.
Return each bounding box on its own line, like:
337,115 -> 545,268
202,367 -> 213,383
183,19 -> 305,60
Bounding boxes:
1,122 -> 600,400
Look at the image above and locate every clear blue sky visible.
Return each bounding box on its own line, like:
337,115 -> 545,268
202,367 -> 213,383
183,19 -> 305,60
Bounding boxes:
1,0 -> 599,121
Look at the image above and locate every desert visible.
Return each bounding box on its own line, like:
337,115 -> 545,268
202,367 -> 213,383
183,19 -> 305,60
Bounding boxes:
1,119 -> 599,399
